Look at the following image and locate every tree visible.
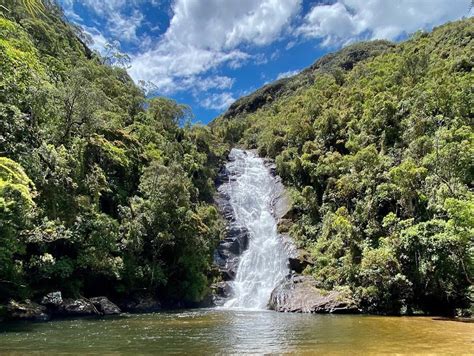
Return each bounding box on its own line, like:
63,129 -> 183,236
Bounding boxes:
101,41 -> 131,69
0,158 -> 35,299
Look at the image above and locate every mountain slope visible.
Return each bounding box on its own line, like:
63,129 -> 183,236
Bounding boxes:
212,18 -> 473,315
221,40 -> 395,120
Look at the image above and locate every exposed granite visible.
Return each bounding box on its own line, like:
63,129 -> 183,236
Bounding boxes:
60,298 -> 100,316
90,297 -> 121,315
269,275 -> 360,314
213,161 -> 250,282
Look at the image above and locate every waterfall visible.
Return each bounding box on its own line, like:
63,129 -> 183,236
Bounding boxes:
222,149 -> 289,309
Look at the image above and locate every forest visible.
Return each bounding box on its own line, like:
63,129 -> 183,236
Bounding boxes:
212,18 -> 473,315
0,0 -> 472,317
0,0 -> 228,312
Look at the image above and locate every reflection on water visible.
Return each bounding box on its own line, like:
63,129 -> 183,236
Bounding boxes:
0,309 -> 472,354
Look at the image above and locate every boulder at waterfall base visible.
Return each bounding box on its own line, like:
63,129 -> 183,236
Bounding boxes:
210,281 -> 232,306
269,275 -> 360,314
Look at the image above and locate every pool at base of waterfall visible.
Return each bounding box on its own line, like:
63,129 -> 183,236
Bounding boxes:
0,309 -> 472,354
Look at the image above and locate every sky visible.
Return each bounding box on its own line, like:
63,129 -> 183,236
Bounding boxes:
59,0 -> 473,124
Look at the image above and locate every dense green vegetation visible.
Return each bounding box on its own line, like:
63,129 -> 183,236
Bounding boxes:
213,18 -> 473,315
0,1 -> 227,306
1,0 -> 472,317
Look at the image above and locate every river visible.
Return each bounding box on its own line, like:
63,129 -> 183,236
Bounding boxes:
0,310 -> 472,354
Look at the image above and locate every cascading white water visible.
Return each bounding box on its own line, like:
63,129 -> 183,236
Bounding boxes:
223,149 -> 289,309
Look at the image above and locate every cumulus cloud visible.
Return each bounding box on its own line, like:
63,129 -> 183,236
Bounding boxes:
201,92 -> 236,111
298,0 -> 472,46
129,0 -> 301,93
129,43 -> 249,94
81,26 -> 109,55
167,0 -> 301,50
60,0 -> 471,112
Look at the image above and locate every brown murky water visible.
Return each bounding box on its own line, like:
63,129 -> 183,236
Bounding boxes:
0,309 -> 472,355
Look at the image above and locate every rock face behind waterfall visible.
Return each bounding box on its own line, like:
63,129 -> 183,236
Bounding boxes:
214,161 -> 250,283
269,275 -> 360,314
264,159 -> 314,275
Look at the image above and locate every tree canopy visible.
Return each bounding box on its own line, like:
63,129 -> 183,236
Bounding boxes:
0,1 -> 228,306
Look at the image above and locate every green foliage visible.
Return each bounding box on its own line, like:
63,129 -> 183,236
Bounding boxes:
213,18 -> 474,314
0,157 -> 35,300
0,4 -> 227,305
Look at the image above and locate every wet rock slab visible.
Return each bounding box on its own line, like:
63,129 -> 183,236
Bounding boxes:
211,281 -> 232,306
269,275 -> 360,314
213,163 -> 250,281
60,298 -> 100,316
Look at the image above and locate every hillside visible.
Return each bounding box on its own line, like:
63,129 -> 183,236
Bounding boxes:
212,18 -> 473,315
221,40 -> 395,120
0,1 -> 228,314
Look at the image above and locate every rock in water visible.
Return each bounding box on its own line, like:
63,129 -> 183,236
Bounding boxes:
90,297 -> 121,315
269,275 -> 360,314
7,300 -> 50,321
211,281 -> 232,306
61,298 -> 99,316
41,291 -> 63,307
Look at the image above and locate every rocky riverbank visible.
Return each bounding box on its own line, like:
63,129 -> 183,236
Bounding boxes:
1,292 -> 164,322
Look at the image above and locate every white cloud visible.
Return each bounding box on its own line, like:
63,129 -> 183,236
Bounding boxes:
129,42 -> 249,94
108,10 -> 144,42
129,0 -> 301,93
60,0 -> 83,22
298,0 -> 472,46
192,76 -> 235,92
201,92 -> 236,111
81,26 -> 108,54
167,0 -> 301,50
75,0 -> 128,14
60,0 -> 151,43
277,69 -> 299,80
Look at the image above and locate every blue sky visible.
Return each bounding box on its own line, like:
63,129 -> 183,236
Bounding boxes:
59,0 -> 472,124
